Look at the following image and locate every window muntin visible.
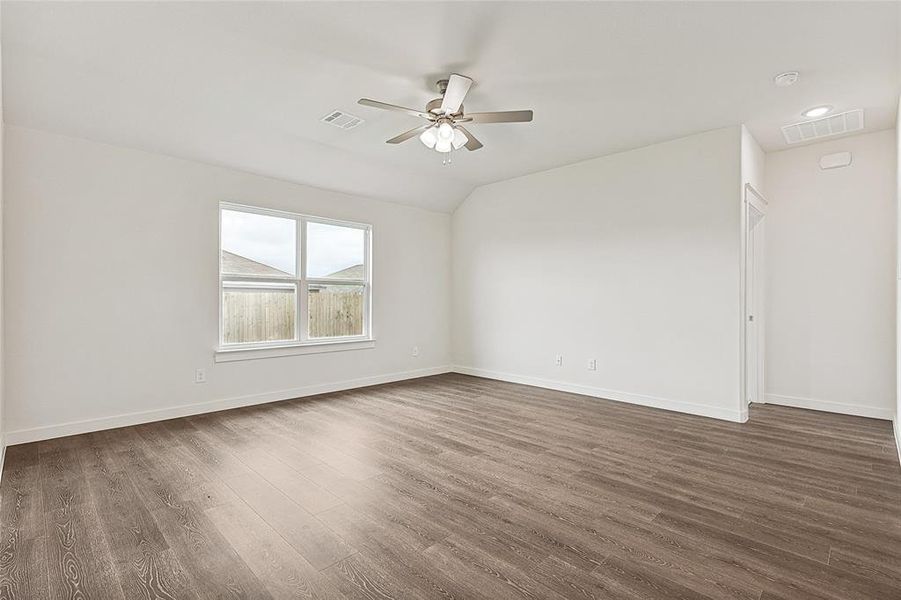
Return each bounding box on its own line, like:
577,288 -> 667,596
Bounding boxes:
219,204 -> 370,347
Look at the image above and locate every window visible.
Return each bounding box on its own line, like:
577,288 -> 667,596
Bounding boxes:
219,204 -> 370,349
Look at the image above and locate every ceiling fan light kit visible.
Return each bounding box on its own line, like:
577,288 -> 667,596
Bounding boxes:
358,73 -> 533,161
420,119 -> 468,153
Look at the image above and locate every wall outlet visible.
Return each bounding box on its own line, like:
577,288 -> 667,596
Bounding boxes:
412,345 -> 420,357
588,359 -> 597,371
555,355 -> 563,367
194,368 -> 206,383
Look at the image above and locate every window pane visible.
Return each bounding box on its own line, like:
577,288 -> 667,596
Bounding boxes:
222,283 -> 296,343
306,222 -> 365,279
221,209 -> 296,276
308,284 -> 364,338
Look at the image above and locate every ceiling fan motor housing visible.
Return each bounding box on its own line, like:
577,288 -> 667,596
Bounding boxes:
426,97 -> 463,116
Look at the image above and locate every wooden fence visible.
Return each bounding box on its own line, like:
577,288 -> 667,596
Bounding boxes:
222,287 -> 363,343
310,289 -> 364,338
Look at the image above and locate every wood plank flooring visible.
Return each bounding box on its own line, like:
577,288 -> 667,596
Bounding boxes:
1,373 -> 899,599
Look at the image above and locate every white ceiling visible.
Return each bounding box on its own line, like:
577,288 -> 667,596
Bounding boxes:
4,2 -> 898,213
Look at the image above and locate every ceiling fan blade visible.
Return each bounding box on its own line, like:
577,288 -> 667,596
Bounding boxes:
386,124 -> 433,144
466,110 -> 533,124
358,98 -> 433,120
440,74 -> 473,114
456,125 -> 483,151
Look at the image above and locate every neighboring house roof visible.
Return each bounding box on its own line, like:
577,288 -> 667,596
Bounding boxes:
221,250 -> 291,277
324,264 -> 365,279
222,251 -> 363,280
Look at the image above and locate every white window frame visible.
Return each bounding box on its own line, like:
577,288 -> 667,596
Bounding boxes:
216,202 -> 373,360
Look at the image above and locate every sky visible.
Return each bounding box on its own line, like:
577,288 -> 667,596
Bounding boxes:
306,221 -> 365,277
222,210 -> 363,277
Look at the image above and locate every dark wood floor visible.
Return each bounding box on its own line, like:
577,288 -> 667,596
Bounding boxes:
1,373 -> 899,599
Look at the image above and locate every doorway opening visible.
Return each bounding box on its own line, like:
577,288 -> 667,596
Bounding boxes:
743,184 -> 767,420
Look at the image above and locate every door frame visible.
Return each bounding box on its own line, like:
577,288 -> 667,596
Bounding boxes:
740,183 -> 767,422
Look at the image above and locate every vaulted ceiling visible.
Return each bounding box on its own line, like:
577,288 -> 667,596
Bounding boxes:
4,2 -> 898,212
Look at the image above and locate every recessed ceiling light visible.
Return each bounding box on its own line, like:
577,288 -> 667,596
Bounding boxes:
773,71 -> 799,87
802,105 -> 833,118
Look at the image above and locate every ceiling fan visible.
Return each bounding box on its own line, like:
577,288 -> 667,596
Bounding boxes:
358,73 -> 533,157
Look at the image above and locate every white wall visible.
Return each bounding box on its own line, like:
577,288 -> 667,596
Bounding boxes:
0,5 -> 5,458
452,127 -> 745,421
766,129 -> 896,419
741,125 -> 766,194
896,97 -> 901,458
3,126 -> 452,442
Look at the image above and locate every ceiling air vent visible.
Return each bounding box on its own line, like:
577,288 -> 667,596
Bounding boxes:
321,110 -> 364,130
781,109 -> 864,145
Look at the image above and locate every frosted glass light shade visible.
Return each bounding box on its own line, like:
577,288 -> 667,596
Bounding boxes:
419,127 -> 438,149
437,122 -> 454,141
435,138 -> 453,153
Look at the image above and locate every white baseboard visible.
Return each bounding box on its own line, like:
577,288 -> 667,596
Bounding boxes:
0,434 -> 6,483
10,367 -> 891,450
764,393 -> 894,421
452,366 -> 746,423
4,366 -> 453,446
893,418 -> 901,467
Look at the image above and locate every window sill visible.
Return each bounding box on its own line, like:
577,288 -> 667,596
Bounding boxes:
214,338 -> 375,363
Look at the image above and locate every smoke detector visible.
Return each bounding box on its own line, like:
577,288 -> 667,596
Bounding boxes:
773,71 -> 800,87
